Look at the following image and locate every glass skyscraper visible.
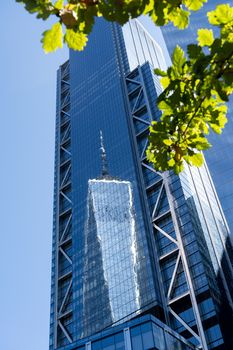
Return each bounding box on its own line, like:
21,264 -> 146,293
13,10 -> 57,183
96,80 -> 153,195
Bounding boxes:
50,17 -> 233,350
160,0 -> 233,233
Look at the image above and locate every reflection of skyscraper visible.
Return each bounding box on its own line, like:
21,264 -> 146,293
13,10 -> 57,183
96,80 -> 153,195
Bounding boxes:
160,0 -> 233,233
83,175 -> 140,336
49,17 -> 233,350
83,133 -> 141,330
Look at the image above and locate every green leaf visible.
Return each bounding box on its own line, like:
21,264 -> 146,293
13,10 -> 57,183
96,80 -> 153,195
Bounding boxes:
16,0 -> 54,19
163,139 -> 173,146
42,22 -> 63,53
223,72 -> 233,85
217,41 -> 233,60
208,4 -> 233,26
16,0 -> 41,13
170,8 -> 189,29
210,123 -> 221,134
214,81 -> 229,101
189,153 -> 204,166
218,113 -> 228,129
172,45 -> 186,76
197,29 -> 214,47
152,1 -> 167,26
143,0 -> 154,14
158,101 -> 173,116
64,29 -> 88,51
184,0 -> 207,11
168,158 -> 175,167
174,162 -> 184,174
187,44 -> 202,59
195,137 -> 211,150
160,76 -> 170,89
154,68 -> 167,77
54,0 -> 63,10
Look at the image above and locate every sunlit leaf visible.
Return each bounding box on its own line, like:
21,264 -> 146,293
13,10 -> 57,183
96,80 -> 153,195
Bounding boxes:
54,0 -> 63,10
64,29 -> 88,51
170,8 -> 189,29
197,28 -> 214,46
42,22 -> 63,53
154,68 -> 167,77
172,45 -> 186,76
208,4 -> 233,26
160,76 -> 170,89
184,0 -> 207,11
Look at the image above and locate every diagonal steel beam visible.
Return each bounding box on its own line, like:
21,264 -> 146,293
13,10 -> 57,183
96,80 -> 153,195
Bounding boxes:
60,164 -> 71,188
132,115 -> 150,125
61,146 -> 71,156
153,223 -> 178,246
167,252 -> 181,300
59,213 -> 72,244
58,320 -> 72,343
152,183 -> 164,219
60,191 -> 72,204
159,247 -> 179,261
58,279 -> 72,315
59,247 -> 72,265
61,123 -> 71,144
132,87 -> 143,113
169,307 -> 201,342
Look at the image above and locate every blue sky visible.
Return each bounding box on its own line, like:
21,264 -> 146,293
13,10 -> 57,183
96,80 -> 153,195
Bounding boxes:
1,2 -> 233,350
1,2 -> 68,350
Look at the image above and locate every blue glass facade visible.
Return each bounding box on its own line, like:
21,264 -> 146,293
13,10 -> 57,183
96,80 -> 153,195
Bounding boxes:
52,313 -> 197,350
50,17 -> 233,350
160,0 -> 233,233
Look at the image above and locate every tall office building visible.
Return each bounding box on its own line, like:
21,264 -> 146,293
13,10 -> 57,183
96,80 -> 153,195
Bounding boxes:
160,0 -> 233,233
49,17 -> 233,350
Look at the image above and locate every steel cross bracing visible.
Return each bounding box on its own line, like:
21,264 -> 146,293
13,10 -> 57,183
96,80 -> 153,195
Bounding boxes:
125,66 -> 208,350
54,61 -> 73,348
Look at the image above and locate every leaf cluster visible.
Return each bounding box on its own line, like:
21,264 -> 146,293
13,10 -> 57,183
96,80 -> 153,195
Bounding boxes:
16,0 -> 208,52
147,4 -> 233,173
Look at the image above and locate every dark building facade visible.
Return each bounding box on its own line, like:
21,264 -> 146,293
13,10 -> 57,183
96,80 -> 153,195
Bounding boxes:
49,18 -> 233,350
160,0 -> 233,233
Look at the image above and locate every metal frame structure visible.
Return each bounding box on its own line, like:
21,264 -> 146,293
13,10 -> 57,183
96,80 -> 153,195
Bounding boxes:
54,61 -> 73,347
125,65 -> 208,350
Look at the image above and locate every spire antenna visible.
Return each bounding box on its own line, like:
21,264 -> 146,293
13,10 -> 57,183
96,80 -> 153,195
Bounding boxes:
100,130 -> 108,177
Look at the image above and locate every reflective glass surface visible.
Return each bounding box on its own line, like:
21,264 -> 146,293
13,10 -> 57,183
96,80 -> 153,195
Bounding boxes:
83,179 -> 140,335
51,314 -> 196,350
122,19 -> 167,71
